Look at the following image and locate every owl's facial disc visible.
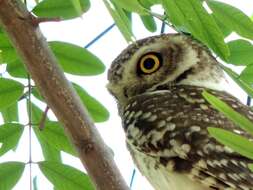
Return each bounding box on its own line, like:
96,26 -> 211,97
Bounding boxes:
107,34 -> 226,106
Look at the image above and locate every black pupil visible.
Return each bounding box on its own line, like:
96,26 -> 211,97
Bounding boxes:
143,58 -> 156,69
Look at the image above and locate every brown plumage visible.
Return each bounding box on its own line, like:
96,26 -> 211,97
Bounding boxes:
107,33 -> 253,190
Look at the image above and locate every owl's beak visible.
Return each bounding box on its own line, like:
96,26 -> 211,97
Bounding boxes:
106,83 -> 128,104
106,83 -> 113,94
106,83 -> 118,99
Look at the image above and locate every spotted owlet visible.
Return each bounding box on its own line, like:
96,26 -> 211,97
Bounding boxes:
107,34 -> 253,190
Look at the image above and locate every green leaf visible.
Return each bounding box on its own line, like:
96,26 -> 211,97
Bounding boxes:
32,88 -> 45,102
0,162 -> 25,190
37,136 -> 62,162
207,0 -> 253,40
49,41 -> 105,76
117,8 -> 133,35
227,39 -> 253,66
142,0 -> 161,5
70,0 -> 83,16
212,14 -> 232,37
0,78 -> 24,110
162,0 -> 229,60
111,0 -> 147,14
1,102 -> 19,123
0,51 -> 3,64
249,164 -> 253,172
73,83 -> 109,122
152,0 -> 161,4
6,59 -> 27,78
138,0 -> 153,7
139,4 -> 157,32
208,127 -> 253,160
221,64 -> 253,98
202,91 -> 253,135
0,123 -> 24,156
29,102 -> 47,124
162,0 -> 185,27
103,0 -> 134,42
34,129 -> 62,162
33,176 -> 38,190
141,15 -> 157,32
240,64 -> 253,84
0,32 -> 17,63
33,121 -> 77,156
28,102 -> 44,129
30,103 -> 61,161
32,0 -> 90,20
39,161 -> 94,190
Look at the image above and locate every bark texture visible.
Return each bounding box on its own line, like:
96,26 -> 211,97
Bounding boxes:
0,0 -> 129,189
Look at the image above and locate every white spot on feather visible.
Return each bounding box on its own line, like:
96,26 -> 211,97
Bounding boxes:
157,120 -> 166,128
134,110 -> 143,118
142,112 -> 152,119
167,123 -> 176,131
147,115 -> 157,122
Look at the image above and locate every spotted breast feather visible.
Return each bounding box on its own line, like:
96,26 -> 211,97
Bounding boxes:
122,85 -> 253,190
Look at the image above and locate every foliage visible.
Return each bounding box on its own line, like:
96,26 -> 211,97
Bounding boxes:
163,0 -> 229,60
0,0 -> 253,189
0,162 -> 25,190
203,91 -> 253,135
33,0 -> 90,19
49,41 -> 105,75
207,127 -> 253,160
0,78 -> 24,110
203,92 -> 253,171
0,123 -> 24,156
39,161 -> 94,190
227,39 -> 253,66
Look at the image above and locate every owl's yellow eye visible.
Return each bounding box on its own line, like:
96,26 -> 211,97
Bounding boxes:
138,53 -> 162,74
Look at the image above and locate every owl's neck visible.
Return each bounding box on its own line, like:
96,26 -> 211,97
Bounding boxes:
178,76 -> 228,91
176,59 -> 228,91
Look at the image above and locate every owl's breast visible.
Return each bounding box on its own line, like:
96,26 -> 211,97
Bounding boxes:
127,143 -> 210,190
122,86 -> 212,158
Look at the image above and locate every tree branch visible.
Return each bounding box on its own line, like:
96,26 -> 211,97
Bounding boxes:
0,0 -> 129,189
31,17 -> 62,26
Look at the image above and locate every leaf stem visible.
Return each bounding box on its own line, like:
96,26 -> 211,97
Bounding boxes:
39,105 -> 49,130
27,74 -> 32,190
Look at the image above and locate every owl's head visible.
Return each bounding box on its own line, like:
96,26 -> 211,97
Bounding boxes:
107,34 -> 225,106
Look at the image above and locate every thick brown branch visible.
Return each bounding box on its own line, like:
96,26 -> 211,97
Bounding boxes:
0,0 -> 129,189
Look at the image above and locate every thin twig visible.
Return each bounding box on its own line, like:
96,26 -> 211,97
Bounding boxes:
146,9 -> 180,33
31,16 -> 61,26
39,105 -> 49,130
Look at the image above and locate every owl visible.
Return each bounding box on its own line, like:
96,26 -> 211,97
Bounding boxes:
107,33 -> 253,190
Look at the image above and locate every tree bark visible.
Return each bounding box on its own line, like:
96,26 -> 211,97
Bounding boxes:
0,0 -> 129,189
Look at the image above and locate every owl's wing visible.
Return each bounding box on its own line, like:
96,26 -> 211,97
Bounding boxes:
190,151 -> 253,189
123,86 -> 253,190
